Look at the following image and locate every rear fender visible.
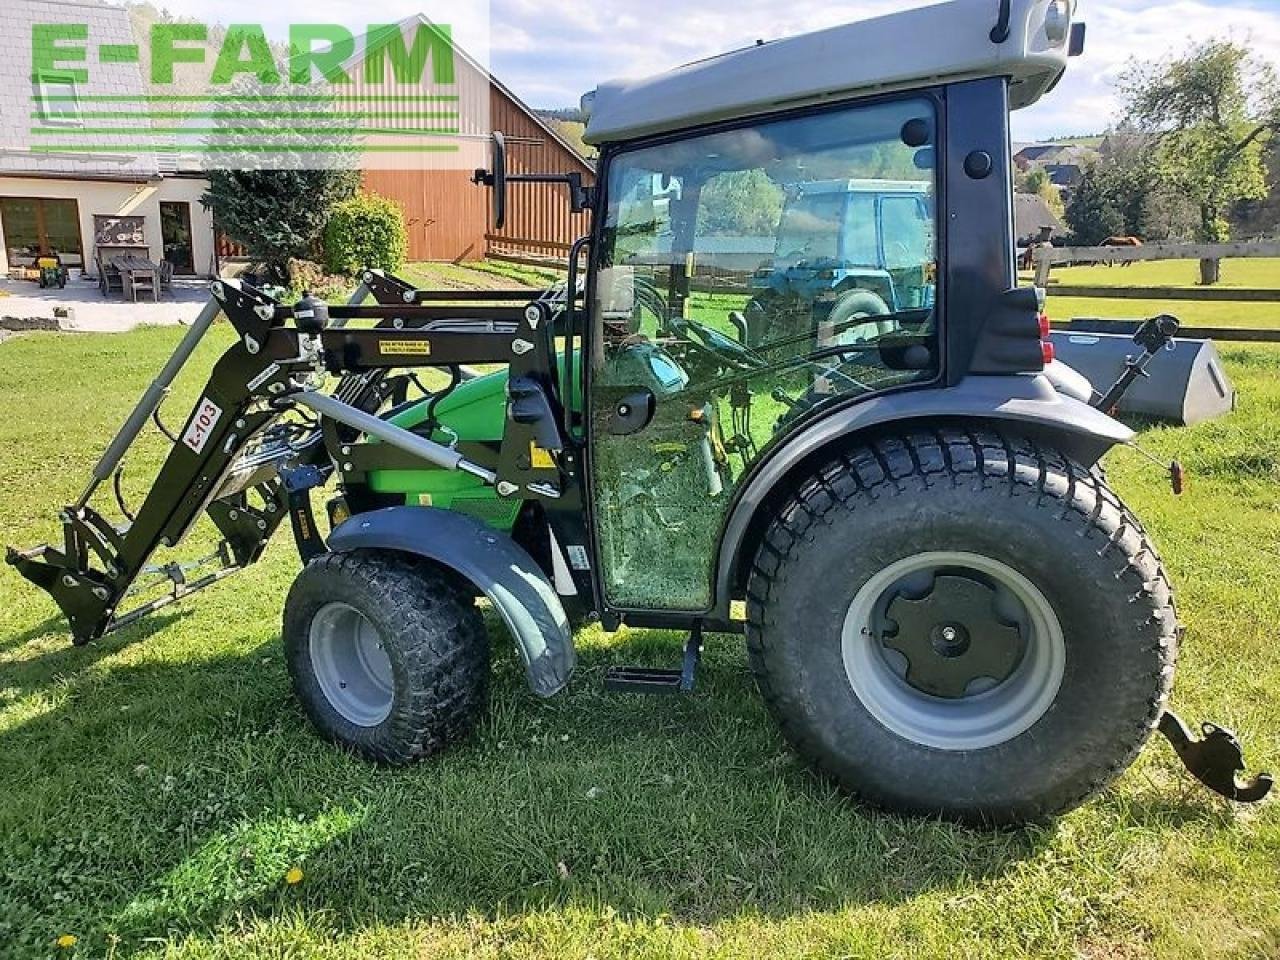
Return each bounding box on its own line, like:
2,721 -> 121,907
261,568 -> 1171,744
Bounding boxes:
327,506 -> 574,697
713,374 -> 1132,617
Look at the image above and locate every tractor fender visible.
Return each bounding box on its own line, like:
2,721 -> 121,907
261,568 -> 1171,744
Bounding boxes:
327,506 -> 574,698
713,373 -> 1133,616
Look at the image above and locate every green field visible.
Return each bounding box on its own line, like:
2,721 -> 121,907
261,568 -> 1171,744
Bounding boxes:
1,323 -> 1279,959
1046,258 -> 1280,290
1028,258 -> 1280,330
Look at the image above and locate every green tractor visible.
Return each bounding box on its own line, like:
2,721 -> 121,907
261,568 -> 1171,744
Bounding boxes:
9,0 -> 1271,824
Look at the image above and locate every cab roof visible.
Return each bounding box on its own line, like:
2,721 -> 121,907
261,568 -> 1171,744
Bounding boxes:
582,0 -> 1078,147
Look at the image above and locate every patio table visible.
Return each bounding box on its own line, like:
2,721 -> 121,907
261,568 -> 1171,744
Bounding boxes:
111,255 -> 160,303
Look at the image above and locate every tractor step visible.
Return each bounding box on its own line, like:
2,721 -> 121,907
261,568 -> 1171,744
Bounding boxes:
604,623 -> 703,694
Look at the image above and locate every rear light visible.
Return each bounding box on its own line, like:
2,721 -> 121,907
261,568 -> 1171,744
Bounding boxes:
1039,311 -> 1054,367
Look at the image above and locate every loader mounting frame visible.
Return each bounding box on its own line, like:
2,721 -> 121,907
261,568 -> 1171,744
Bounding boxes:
7,274 -> 575,643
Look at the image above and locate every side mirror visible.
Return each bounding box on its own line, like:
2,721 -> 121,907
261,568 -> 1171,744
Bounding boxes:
472,131 -> 508,230
473,130 -> 592,229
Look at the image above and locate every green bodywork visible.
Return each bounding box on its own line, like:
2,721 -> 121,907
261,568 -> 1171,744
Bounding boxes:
364,353 -> 582,531
367,368 -> 522,529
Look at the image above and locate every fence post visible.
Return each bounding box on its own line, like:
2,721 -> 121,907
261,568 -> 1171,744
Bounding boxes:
1034,248 -> 1053,287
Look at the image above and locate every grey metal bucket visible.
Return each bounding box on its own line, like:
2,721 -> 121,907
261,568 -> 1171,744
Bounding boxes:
1049,322 -> 1237,425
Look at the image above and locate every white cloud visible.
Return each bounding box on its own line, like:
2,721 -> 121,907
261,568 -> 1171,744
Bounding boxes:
484,0 -> 1280,140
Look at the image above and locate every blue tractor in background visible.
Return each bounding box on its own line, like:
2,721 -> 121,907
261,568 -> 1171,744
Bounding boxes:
745,179 -> 935,348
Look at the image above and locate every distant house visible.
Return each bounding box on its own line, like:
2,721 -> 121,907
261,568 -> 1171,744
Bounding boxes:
1,4 -> 594,279
1013,144 -> 1064,168
1013,193 -> 1064,246
0,0 -> 218,277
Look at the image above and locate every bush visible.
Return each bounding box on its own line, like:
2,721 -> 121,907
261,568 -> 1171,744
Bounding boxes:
285,259 -> 353,302
323,193 -> 408,276
203,169 -> 360,282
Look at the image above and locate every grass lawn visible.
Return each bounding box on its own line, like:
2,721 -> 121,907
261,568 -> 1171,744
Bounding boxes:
1,324 -> 1279,959
1025,258 -> 1280,330
1045,258 -> 1280,291
401,260 -> 564,292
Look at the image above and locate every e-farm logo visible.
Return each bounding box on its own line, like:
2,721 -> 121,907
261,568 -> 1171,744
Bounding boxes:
27,17 -> 468,168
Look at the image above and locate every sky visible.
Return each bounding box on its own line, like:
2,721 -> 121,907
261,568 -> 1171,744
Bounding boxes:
131,0 -> 1280,142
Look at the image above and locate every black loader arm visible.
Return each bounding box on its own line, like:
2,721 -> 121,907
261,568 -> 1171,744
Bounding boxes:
8,274 -> 572,645
6,281 -> 316,642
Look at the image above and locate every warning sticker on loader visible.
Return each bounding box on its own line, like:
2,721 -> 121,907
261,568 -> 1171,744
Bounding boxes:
529,442 -> 556,470
379,339 -> 431,356
183,397 -> 223,454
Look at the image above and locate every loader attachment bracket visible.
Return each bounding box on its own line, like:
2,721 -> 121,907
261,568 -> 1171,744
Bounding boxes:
1157,710 -> 1273,803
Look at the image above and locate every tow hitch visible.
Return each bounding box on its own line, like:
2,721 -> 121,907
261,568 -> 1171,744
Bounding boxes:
1157,711 -> 1273,803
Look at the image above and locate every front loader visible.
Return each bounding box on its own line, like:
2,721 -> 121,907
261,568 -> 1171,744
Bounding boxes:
8,0 -> 1272,824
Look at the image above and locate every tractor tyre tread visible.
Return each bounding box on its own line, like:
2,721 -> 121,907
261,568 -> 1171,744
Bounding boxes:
284,549 -> 488,765
745,425 -> 1178,824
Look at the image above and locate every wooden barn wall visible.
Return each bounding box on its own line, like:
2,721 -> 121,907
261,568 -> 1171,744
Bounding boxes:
354,29 -> 493,262
361,71 -> 594,262
363,167 -> 491,261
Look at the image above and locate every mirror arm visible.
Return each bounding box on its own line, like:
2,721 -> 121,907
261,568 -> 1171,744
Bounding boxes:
472,132 -> 592,228
505,171 -> 594,214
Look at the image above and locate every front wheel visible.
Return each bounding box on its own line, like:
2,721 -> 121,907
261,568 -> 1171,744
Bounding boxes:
283,550 -> 488,764
746,428 -> 1177,825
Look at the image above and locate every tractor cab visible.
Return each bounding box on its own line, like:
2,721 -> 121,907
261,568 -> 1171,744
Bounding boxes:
10,0 -> 1273,823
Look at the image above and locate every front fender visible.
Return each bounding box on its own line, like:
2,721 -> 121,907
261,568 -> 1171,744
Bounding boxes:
327,506 -> 574,697
712,374 -> 1132,617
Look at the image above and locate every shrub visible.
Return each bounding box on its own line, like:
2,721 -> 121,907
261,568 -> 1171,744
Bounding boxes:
203,169 -> 360,282
323,193 -> 408,276
285,259 -> 353,302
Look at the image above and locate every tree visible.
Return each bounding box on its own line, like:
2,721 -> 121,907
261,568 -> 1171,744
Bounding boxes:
1120,40 -> 1279,281
200,77 -> 360,281
204,169 -> 360,281
1064,163 -> 1126,246
552,120 -> 597,160
698,169 -> 784,236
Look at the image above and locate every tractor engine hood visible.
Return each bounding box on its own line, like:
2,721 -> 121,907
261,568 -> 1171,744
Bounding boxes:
582,0 -> 1079,146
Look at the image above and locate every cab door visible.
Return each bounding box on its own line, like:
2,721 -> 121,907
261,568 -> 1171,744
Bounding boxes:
587,96 -> 942,614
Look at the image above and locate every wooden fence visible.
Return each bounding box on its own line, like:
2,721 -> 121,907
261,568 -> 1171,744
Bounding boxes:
1032,241 -> 1280,287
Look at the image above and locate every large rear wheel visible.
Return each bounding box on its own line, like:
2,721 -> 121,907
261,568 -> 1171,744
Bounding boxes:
283,550 -> 488,764
746,428 -> 1177,825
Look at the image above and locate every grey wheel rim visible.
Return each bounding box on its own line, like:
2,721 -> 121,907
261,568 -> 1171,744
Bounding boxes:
841,551 -> 1066,751
309,602 -> 395,727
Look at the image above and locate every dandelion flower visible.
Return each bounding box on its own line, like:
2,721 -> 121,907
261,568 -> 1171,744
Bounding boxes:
55,934 -> 77,949
285,867 -> 304,885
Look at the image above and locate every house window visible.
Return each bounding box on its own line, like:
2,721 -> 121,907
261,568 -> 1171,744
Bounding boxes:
33,70 -> 82,127
1,198 -> 84,267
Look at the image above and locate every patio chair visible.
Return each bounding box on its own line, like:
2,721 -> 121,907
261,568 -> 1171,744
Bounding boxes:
96,251 -> 124,297
124,268 -> 158,303
158,260 -> 174,295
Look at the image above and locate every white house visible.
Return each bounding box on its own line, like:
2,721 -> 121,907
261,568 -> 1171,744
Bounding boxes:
0,0 -> 218,278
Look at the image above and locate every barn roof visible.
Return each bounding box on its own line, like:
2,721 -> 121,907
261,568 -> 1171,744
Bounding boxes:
1014,192 -> 1064,241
